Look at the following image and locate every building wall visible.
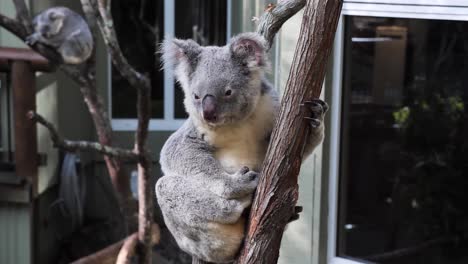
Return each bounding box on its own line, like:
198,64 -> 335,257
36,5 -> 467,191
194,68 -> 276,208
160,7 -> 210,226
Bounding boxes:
0,202 -> 31,264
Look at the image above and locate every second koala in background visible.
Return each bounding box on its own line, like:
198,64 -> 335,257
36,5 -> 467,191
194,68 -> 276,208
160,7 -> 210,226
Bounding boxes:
27,7 -> 93,64
156,33 -> 328,263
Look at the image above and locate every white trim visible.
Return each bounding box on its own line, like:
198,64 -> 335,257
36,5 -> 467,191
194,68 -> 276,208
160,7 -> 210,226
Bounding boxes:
112,119 -> 186,131
330,257 -> 365,264
328,15 -> 353,264
344,0 -> 468,7
343,3 -> 468,21
163,0 -> 175,121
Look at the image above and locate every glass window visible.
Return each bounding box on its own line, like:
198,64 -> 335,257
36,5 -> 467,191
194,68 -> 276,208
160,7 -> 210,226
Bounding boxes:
111,0 -> 165,119
338,16 -> 468,264
111,0 -> 227,121
173,0 -> 227,119
0,72 -> 13,171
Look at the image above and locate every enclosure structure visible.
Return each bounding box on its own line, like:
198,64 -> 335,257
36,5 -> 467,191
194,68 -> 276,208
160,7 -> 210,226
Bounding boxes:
1,0 -> 468,264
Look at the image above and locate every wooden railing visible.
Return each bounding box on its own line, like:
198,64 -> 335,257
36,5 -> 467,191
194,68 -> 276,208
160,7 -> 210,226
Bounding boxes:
0,47 -> 51,201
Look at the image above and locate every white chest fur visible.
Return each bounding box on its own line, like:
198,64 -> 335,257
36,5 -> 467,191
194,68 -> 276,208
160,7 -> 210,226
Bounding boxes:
202,95 -> 277,173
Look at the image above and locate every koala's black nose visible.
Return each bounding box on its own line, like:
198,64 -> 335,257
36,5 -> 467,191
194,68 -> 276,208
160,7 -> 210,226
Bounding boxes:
202,95 -> 217,122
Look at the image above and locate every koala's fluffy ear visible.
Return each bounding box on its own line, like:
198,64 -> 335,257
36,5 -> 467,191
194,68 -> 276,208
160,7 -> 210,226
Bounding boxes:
229,33 -> 268,68
48,9 -> 65,21
160,38 -> 201,72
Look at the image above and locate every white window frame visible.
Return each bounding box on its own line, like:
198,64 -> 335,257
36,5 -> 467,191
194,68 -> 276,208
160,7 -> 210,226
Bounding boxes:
327,2 -> 468,264
111,0 -> 232,131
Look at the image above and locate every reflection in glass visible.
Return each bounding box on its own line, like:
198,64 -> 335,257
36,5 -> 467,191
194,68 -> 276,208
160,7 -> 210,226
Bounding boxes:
111,0 -> 165,118
174,0 -> 227,119
339,16 -> 468,264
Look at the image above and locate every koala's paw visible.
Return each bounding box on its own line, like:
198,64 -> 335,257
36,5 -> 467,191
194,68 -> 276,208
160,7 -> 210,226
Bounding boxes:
25,34 -> 39,46
233,166 -> 259,194
236,166 -> 260,187
288,206 -> 303,223
302,99 -> 329,128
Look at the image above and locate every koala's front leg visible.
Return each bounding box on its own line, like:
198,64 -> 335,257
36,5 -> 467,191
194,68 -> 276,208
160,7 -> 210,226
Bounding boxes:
302,99 -> 328,157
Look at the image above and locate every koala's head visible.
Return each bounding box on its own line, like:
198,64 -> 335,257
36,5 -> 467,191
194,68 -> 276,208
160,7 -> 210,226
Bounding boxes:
33,7 -> 67,38
162,33 -> 269,127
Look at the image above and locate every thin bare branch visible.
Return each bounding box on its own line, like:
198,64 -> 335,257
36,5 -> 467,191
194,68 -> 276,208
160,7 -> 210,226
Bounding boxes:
116,234 -> 138,264
72,223 -> 160,264
91,1 -> 154,263
117,223 -> 161,264
12,0 -> 31,30
256,0 -> 306,50
80,0 -> 98,30
28,111 -> 138,161
94,0 -> 150,89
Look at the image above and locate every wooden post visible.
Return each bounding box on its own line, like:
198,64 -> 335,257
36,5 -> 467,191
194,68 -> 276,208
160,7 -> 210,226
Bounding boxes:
11,60 -> 37,193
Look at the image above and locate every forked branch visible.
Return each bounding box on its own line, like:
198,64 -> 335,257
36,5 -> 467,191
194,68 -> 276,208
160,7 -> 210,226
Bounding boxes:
256,0 -> 306,50
28,111 -> 139,161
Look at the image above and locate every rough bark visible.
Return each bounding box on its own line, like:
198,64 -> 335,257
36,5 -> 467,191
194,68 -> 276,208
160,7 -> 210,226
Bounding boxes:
236,0 -> 343,263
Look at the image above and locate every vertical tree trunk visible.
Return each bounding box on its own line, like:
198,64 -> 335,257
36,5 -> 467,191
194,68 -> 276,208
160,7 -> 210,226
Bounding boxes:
236,0 -> 343,263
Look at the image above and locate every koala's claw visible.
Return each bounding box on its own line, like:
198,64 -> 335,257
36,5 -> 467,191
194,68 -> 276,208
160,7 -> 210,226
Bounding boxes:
288,206 -> 303,223
239,166 -> 250,174
25,36 -> 35,45
302,99 -> 328,128
301,99 -> 329,113
304,117 -> 321,128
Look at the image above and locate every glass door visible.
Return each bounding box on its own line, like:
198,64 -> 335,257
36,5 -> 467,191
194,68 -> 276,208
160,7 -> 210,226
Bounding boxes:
338,16 -> 468,264
328,2 -> 468,264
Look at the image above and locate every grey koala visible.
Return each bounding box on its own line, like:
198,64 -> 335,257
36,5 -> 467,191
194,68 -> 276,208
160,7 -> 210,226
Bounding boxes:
156,33 -> 328,263
26,7 -> 93,64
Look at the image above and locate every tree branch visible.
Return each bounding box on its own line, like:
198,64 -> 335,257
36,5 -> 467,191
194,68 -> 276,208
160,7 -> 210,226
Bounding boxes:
71,223 -> 160,264
28,111 -> 138,160
12,0 -> 31,29
94,0 -> 150,89
88,1 -> 154,263
236,0 -> 343,263
256,0 -> 306,50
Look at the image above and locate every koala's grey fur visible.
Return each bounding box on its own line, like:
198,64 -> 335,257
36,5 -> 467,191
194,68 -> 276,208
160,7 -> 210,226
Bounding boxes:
156,33 -> 327,263
26,7 -> 93,64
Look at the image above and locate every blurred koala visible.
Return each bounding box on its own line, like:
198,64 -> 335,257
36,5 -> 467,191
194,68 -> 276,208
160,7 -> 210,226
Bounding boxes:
26,7 -> 93,64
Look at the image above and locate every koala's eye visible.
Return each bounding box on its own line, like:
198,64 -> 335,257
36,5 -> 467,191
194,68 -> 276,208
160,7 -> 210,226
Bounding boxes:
194,94 -> 200,100
225,90 -> 232,97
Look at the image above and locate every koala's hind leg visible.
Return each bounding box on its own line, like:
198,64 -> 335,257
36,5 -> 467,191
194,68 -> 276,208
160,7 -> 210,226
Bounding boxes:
156,175 -> 250,224
60,30 -> 92,64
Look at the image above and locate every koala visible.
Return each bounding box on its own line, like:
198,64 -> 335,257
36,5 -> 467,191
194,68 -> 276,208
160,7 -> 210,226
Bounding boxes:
26,7 -> 93,64
155,33 -> 328,263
